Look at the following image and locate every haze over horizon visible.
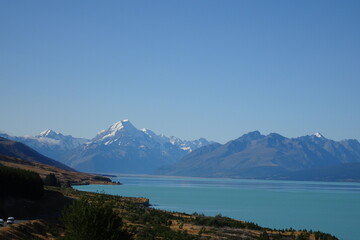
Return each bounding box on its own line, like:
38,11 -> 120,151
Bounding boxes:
1,1 -> 359,143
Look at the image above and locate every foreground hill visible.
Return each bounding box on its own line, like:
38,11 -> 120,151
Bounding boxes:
157,131 -> 360,180
0,154 -> 118,224
0,137 -> 73,171
0,155 -> 115,186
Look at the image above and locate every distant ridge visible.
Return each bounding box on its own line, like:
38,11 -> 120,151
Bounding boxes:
273,162 -> 360,182
156,131 -> 360,180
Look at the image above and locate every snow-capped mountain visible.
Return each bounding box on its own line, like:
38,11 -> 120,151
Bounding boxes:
157,131 -> 360,180
88,120 -> 210,152
0,120 -> 214,173
141,127 -> 212,152
63,120 -> 214,173
36,129 -> 88,149
0,130 -> 88,161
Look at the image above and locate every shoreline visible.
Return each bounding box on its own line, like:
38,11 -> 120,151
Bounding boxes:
75,176 -> 360,240
98,172 -> 360,184
71,186 -> 339,240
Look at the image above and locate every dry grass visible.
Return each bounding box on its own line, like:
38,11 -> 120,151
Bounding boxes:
0,155 -> 118,186
0,219 -> 61,240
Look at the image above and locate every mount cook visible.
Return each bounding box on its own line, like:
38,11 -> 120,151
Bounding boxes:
1,120 -> 214,174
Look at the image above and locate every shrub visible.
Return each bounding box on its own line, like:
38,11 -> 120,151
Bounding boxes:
43,173 -> 61,187
92,176 -> 112,182
61,198 -> 131,240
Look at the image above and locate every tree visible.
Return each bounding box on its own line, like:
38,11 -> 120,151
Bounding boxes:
61,198 -> 131,240
259,230 -> 270,240
0,165 -> 44,199
43,173 -> 61,187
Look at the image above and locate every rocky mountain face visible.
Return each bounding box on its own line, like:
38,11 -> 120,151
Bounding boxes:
156,131 -> 360,179
0,130 -> 87,161
63,120 -> 214,173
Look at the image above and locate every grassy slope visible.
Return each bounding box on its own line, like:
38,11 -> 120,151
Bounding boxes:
0,219 -> 61,240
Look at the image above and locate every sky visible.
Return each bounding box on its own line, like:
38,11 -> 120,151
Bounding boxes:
1,0 -> 359,143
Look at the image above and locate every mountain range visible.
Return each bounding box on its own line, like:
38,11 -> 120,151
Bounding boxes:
1,120 -> 214,174
2,122 -> 360,181
157,131 -> 360,181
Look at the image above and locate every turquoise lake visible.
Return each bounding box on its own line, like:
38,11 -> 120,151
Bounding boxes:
74,176 -> 360,240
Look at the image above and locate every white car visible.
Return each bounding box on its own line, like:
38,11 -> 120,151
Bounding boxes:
0,219 -> 4,226
6,217 -> 15,224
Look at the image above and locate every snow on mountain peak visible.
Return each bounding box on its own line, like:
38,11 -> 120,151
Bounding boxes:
39,129 -> 58,137
141,128 -> 156,136
90,119 -> 213,152
313,132 -> 325,138
110,121 -> 125,131
110,119 -> 135,131
95,119 -> 139,142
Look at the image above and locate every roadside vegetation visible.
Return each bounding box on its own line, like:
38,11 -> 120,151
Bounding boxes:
53,187 -> 339,240
0,165 -> 339,240
0,165 -> 44,200
61,197 -> 131,240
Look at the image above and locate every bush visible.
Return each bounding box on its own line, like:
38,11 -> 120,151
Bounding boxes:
258,231 -> 270,240
92,176 -> 112,182
192,214 -> 262,230
43,173 -> 61,187
61,198 -> 131,240
136,225 -> 197,240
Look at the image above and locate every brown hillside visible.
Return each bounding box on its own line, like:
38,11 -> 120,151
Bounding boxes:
0,155 -> 118,186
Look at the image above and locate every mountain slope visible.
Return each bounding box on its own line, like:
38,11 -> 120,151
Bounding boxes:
273,162 -> 360,182
64,120 -> 214,173
0,154 -> 115,186
0,130 -> 87,162
157,131 -> 360,179
0,137 -> 74,171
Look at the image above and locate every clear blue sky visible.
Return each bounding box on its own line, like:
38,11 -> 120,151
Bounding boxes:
1,0 -> 359,143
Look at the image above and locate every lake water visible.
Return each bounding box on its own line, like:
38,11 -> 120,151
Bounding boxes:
74,176 -> 360,240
